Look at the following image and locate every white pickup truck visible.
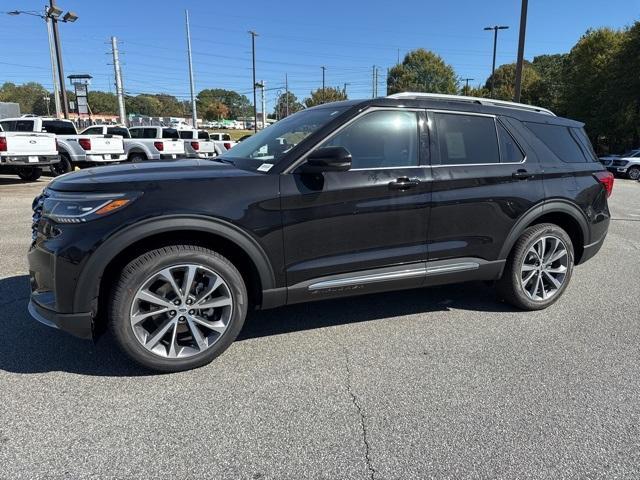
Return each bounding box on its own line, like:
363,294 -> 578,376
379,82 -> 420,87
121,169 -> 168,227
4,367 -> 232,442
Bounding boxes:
178,129 -> 223,159
208,132 -> 237,151
126,126 -> 186,161
0,117 -> 126,175
0,123 -> 58,181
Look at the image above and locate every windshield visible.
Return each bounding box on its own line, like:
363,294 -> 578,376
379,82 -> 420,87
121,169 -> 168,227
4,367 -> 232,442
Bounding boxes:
220,106 -> 348,166
622,150 -> 640,158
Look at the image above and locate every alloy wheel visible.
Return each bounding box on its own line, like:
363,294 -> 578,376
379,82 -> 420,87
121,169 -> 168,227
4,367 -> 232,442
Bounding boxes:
520,235 -> 569,301
129,264 -> 233,358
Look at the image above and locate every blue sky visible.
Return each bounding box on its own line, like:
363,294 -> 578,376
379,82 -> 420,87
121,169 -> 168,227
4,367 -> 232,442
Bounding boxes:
1,0 -> 638,113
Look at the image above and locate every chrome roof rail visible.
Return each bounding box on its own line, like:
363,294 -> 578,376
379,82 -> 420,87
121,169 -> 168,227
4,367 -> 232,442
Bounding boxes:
387,92 -> 556,116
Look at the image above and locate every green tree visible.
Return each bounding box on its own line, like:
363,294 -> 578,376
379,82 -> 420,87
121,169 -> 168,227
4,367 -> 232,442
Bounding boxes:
153,94 -> 184,116
196,89 -> 251,119
274,91 -> 303,118
0,82 -> 50,115
304,87 -> 347,107
530,54 -> 568,114
484,61 -> 541,104
87,91 -> 118,114
387,49 -> 458,95
126,95 -> 162,116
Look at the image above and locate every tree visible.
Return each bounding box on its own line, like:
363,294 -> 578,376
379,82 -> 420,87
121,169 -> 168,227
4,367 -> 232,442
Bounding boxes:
484,61 -> 541,104
530,54 -> 568,114
87,91 -> 118,114
153,94 -> 184,116
203,101 -> 229,120
274,91 -> 303,118
0,82 -> 50,115
196,89 -> 251,119
387,49 -> 458,95
304,87 -> 347,107
126,95 -> 162,116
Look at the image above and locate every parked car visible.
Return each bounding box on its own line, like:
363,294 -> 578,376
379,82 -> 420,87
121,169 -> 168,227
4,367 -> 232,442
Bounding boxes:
0,123 -> 58,181
28,93 -> 612,372
126,126 -> 186,161
178,129 -> 223,159
208,132 -> 236,150
0,117 -> 126,175
599,149 -> 640,180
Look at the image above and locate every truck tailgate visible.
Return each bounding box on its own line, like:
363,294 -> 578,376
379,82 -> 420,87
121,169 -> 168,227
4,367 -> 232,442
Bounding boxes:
84,135 -> 125,154
2,133 -> 56,156
163,139 -> 185,155
196,140 -> 216,153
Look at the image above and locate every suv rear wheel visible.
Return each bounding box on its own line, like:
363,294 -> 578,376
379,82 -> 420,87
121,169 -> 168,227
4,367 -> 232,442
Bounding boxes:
497,223 -> 574,310
109,244 -> 247,372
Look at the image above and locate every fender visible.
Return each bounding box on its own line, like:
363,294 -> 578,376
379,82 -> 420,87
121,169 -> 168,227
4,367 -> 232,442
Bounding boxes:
73,215 -> 276,313
498,199 -> 590,261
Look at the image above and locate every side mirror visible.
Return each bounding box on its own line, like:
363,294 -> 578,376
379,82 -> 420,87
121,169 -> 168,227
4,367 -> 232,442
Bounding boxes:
301,146 -> 352,173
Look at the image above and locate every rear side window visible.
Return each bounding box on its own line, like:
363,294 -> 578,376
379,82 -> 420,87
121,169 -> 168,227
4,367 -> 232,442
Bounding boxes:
107,127 -> 130,138
129,128 -> 142,138
525,122 -> 589,163
142,128 -> 158,138
42,120 -> 76,135
497,123 -> 524,163
1,120 -> 34,132
82,127 -> 102,135
198,131 -> 210,140
570,127 -> 598,162
162,128 -> 178,139
221,134 -> 231,141
433,113 -> 500,165
178,131 -> 194,139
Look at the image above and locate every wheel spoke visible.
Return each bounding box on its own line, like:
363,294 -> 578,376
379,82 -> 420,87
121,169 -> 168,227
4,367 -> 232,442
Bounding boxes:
182,265 -> 198,300
145,317 -> 177,349
190,315 -> 227,334
521,263 -> 537,272
136,289 -> 175,309
546,265 -> 567,274
186,317 -> 207,350
167,321 -> 179,357
194,276 -> 223,304
522,270 -> 537,286
543,270 -> 562,289
547,248 -> 567,264
131,307 -> 169,325
158,268 -> 182,298
196,296 -> 232,309
544,237 -> 559,263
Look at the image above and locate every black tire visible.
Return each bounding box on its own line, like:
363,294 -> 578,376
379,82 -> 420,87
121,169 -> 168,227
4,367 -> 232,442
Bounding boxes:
109,244 -> 247,373
16,167 -> 42,182
51,154 -> 72,176
627,166 -> 640,181
496,223 -> 574,311
128,152 -> 147,163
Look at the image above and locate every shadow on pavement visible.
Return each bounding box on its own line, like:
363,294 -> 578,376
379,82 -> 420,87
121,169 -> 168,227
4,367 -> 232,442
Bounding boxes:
0,274 -> 514,376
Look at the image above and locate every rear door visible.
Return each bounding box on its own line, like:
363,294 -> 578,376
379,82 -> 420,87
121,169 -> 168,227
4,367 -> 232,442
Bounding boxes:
427,110 -> 544,263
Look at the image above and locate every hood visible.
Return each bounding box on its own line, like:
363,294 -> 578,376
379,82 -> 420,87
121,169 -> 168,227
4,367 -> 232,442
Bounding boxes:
48,159 -> 258,192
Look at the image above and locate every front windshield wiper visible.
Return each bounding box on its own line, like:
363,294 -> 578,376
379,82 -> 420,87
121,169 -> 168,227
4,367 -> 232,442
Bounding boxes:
211,157 -> 234,165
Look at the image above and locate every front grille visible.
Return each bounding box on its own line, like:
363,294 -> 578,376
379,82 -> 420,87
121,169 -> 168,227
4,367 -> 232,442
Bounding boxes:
31,191 -> 47,243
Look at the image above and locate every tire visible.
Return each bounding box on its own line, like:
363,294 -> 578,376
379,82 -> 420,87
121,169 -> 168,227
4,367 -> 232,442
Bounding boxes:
128,152 -> 147,163
496,223 -> 574,311
627,166 -> 640,181
109,244 -> 247,372
16,167 -> 42,182
51,154 -> 72,176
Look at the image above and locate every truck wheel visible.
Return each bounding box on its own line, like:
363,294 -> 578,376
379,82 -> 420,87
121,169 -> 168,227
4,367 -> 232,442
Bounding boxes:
128,152 -> 146,163
16,167 -> 42,182
627,166 -> 640,181
109,244 -> 248,373
51,154 -> 72,176
496,223 -> 574,311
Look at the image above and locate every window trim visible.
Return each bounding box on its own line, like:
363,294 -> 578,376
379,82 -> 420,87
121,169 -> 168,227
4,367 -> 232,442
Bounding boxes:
428,109 -> 527,167
285,106 -> 427,173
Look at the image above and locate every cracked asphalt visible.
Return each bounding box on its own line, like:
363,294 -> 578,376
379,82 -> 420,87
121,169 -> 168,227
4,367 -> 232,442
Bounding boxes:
0,174 -> 639,479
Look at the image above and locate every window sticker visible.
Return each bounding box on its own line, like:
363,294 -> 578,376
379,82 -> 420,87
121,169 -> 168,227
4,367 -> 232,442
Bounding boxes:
257,163 -> 273,172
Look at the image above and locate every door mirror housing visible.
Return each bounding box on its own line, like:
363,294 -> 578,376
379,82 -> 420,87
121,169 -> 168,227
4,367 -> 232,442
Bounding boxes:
301,146 -> 352,173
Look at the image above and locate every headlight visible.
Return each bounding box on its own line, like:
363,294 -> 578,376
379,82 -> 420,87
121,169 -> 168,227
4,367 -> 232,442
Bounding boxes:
42,191 -> 140,223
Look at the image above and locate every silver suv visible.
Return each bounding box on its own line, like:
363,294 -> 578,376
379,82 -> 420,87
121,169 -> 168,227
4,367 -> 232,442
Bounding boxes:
600,149 -> 640,180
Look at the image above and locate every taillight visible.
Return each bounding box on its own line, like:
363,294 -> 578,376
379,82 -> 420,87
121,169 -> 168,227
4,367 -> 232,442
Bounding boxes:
154,141 -> 164,151
594,170 -> 614,198
0,137 -> 6,152
79,138 -> 91,151
191,141 -> 200,151
223,142 -> 232,150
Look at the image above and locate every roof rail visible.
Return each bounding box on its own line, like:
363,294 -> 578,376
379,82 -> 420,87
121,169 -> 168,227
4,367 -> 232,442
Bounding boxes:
387,92 -> 555,116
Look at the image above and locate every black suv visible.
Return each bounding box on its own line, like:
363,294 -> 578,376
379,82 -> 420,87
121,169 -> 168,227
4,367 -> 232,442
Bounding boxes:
28,93 -> 613,372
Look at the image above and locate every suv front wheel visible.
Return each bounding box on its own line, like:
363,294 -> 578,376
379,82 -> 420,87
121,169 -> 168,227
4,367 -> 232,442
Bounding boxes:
497,223 -> 574,310
109,244 -> 247,372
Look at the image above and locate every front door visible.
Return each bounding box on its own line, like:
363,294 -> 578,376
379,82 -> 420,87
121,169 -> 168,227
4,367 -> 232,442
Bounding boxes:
280,108 -> 431,303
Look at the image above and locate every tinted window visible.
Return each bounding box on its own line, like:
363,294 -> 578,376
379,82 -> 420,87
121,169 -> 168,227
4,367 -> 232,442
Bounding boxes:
0,121 -> 16,131
142,128 -> 158,138
221,134 -> 231,141
570,127 -> 598,162
434,113 -> 499,165
323,110 -> 419,169
162,128 -> 178,139
525,122 -> 587,163
129,128 -> 142,138
1,120 -> 35,132
178,130 -> 194,139
42,120 -> 76,135
82,127 -> 102,135
107,127 -> 130,138
497,123 -> 524,163
198,130 -> 210,140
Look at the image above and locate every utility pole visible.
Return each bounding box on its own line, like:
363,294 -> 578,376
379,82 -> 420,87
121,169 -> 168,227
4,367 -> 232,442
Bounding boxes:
514,0 -> 529,102
484,25 -> 509,98
248,30 -> 258,133
185,10 -> 197,127
260,80 -> 266,129
45,13 -> 62,117
111,36 -> 127,126
461,77 -> 474,95
50,0 -> 69,118
372,65 -> 376,98
285,73 -> 289,117
321,66 -> 326,102
397,48 -> 400,64
343,82 -> 349,96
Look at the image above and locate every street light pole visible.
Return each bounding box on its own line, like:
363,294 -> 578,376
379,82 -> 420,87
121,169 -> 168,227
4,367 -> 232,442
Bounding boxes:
44,14 -> 62,117
321,66 -> 326,103
185,10 -> 197,127
50,0 -> 69,118
484,25 -> 509,98
461,77 -> 474,95
248,30 -> 258,133
514,0 -> 529,103
285,73 -> 289,117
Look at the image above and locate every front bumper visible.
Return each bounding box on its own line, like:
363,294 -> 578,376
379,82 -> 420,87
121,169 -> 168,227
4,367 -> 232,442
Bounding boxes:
0,154 -> 60,166
606,166 -> 628,174
28,298 -> 93,339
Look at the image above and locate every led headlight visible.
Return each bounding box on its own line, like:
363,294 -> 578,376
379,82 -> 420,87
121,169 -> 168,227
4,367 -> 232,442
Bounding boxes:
42,191 -> 141,223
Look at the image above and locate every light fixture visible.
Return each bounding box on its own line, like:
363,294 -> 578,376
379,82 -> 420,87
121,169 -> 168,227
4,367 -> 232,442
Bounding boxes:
46,6 -> 63,18
62,11 -> 78,22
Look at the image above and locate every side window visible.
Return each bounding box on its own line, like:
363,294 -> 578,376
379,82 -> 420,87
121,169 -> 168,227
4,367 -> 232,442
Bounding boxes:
162,128 -> 178,139
107,127 -> 130,138
433,113 -> 500,165
15,120 -> 35,132
525,122 -> 588,163
129,128 -> 142,138
83,127 -> 101,135
222,134 -> 231,141
0,121 -> 16,131
143,128 -> 157,138
322,110 -> 419,169
497,122 -> 524,163
42,120 -> 76,134
198,131 -> 210,140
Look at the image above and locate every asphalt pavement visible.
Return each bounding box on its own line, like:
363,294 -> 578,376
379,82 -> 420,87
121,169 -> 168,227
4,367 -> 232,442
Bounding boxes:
0,174 -> 638,479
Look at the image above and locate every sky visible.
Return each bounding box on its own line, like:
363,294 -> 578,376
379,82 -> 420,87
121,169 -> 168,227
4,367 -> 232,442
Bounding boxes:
1,0 -> 638,114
